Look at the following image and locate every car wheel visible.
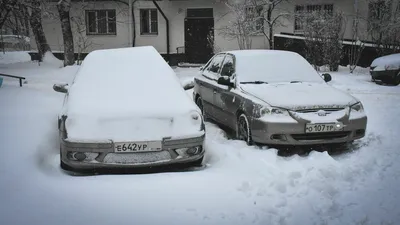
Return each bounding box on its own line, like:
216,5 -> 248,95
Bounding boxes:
237,114 -> 253,145
196,96 -> 207,121
393,72 -> 400,85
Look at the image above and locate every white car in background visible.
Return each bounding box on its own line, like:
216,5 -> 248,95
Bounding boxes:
53,46 -> 205,172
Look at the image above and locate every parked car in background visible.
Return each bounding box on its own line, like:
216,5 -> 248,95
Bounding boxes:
193,50 -> 367,146
370,53 -> 400,85
53,46 -> 205,172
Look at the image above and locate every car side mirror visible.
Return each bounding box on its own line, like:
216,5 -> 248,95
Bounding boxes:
53,83 -> 69,93
322,73 -> 332,82
217,76 -> 234,88
183,81 -> 194,91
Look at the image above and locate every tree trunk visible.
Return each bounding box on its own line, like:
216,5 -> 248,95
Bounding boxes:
57,0 -> 75,66
267,7 -> 274,49
29,0 -> 51,61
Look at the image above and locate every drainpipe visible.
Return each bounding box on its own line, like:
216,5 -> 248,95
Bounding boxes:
152,0 -> 170,62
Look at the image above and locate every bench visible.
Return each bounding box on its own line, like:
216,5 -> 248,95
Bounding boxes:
0,73 -> 26,87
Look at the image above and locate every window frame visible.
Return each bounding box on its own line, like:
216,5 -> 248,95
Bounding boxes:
294,4 -> 334,32
140,8 -> 158,35
85,9 -> 117,35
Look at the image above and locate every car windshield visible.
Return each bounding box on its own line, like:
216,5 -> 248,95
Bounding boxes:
235,52 -> 325,84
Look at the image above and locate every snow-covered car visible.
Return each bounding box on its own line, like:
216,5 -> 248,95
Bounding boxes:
193,50 -> 367,146
370,53 -> 400,85
53,46 -> 205,172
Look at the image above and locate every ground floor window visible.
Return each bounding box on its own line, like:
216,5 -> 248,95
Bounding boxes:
294,4 -> 333,32
85,9 -> 116,35
140,9 -> 158,35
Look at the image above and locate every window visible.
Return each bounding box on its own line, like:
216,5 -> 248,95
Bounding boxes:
85,10 -> 116,35
206,54 -> 225,74
246,6 -> 264,32
220,55 -> 235,77
140,9 -> 158,35
294,4 -> 334,31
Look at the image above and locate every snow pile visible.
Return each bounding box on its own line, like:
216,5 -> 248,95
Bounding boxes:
0,59 -> 400,225
0,51 -> 31,64
42,52 -> 63,68
65,46 -> 201,141
371,53 -> 400,71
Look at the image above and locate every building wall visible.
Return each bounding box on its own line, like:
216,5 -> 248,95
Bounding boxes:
30,1 -> 131,53
33,0 -> 398,57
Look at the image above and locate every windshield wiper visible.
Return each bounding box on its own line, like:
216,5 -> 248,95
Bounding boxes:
290,81 -> 302,83
240,81 -> 268,84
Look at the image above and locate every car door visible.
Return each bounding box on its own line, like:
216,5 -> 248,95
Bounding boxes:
213,54 -> 240,129
197,53 -> 226,119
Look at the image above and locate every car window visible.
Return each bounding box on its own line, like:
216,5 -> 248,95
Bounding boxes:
206,54 -> 225,74
220,55 -> 235,77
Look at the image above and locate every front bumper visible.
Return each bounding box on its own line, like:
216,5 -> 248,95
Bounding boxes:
250,114 -> 367,145
60,133 -> 205,171
370,69 -> 399,80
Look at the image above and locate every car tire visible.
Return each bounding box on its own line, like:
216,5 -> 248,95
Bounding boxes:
393,72 -> 400,86
237,114 -> 253,145
196,96 -> 208,121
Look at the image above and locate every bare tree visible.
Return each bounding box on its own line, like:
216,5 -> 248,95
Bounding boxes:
0,0 -> 17,31
301,10 -> 346,71
219,0 -> 289,49
368,0 -> 400,56
57,0 -> 75,66
348,0 -> 366,73
248,0 -> 290,49
29,0 -> 51,61
218,0 -> 259,49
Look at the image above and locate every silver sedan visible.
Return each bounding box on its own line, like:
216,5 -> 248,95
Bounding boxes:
193,50 -> 367,146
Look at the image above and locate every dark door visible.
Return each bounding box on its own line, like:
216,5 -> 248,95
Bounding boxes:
184,17 -> 214,63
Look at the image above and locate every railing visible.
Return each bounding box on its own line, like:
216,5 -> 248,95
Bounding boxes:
0,73 -> 26,87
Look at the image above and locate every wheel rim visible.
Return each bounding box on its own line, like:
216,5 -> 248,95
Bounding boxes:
238,116 -> 249,142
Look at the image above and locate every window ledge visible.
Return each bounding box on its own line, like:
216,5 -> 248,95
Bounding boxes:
86,33 -> 117,36
140,33 -> 159,36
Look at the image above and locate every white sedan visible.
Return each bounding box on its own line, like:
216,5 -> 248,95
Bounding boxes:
53,46 -> 205,172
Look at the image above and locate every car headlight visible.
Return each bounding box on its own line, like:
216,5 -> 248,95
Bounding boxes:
258,106 -> 288,117
350,102 -> 364,112
190,111 -> 205,131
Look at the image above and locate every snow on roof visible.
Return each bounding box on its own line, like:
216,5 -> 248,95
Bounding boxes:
371,53 -> 400,68
66,46 -> 196,118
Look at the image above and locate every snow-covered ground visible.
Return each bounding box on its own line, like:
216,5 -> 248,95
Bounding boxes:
1,52 -> 400,225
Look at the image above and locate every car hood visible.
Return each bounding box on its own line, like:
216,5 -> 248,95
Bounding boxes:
240,82 -> 358,110
65,111 -> 203,142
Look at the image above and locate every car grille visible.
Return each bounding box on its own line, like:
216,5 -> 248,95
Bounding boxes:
291,131 -> 351,141
103,151 -> 172,164
295,108 -> 344,113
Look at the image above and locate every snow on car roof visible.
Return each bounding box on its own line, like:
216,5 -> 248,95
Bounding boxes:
223,50 -> 324,83
66,46 -> 196,118
371,53 -> 400,68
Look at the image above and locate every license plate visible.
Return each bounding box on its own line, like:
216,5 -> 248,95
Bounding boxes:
305,123 -> 343,133
114,141 -> 162,153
